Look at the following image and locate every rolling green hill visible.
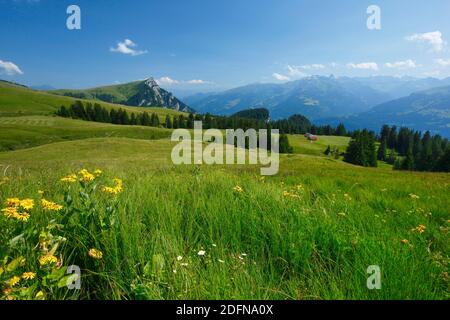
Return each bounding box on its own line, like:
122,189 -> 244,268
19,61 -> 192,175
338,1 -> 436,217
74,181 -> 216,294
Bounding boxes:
0,80 -> 186,118
289,134 -> 350,156
50,78 -> 194,112
0,116 -> 171,151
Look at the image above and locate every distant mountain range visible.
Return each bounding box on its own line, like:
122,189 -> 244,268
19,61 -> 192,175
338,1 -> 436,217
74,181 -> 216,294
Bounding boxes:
185,75 -> 450,137
4,75 -> 450,137
50,78 -> 194,112
184,76 -> 388,119
326,85 -> 450,137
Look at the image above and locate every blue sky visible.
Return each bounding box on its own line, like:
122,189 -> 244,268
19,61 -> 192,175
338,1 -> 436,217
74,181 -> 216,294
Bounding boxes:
1,0 -> 450,95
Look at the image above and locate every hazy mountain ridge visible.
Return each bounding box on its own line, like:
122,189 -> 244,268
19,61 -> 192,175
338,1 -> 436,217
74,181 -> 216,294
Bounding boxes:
342,85 -> 450,137
186,76 -> 389,120
186,76 -> 450,137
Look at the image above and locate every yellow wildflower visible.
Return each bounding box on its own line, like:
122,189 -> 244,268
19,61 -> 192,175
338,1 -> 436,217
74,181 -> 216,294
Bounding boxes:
41,199 -> 63,212
283,191 -> 300,199
233,185 -> 243,193
35,291 -> 45,300
344,193 -> 352,200
409,193 -> 420,199
39,254 -> 58,266
113,178 -> 123,192
102,178 -> 123,195
1,207 -> 30,221
22,272 -> 36,280
411,224 -> 426,234
15,212 -> 30,222
2,207 -> 18,218
94,169 -> 102,176
6,198 -> 20,207
38,190 -> 44,195
79,169 -> 95,182
401,239 -> 409,244
19,199 -> 34,210
88,248 -> 103,260
9,276 -> 21,287
60,174 -> 77,183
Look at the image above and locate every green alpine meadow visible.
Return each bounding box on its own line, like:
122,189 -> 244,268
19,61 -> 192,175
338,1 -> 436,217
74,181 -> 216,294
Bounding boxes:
0,82 -> 448,300
1,1 -> 450,303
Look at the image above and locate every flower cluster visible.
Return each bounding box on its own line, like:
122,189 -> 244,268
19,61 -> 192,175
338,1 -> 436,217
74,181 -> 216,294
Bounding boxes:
102,178 -> 123,195
233,185 -> 243,193
411,224 -> 426,234
41,199 -> 63,212
1,169 -> 120,300
1,198 -> 34,222
88,248 -> 103,260
60,169 -> 102,184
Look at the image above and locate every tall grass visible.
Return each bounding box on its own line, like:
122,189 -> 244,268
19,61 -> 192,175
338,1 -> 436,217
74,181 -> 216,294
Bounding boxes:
1,142 -> 448,299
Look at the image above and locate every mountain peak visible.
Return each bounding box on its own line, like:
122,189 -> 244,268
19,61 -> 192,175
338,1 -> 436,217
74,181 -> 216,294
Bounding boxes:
49,78 -> 195,113
144,77 -> 159,87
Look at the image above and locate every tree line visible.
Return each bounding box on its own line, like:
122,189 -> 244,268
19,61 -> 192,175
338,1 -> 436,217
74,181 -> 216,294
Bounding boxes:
342,125 -> 450,172
344,129 -> 378,167
376,125 -> 450,172
56,101 -> 294,153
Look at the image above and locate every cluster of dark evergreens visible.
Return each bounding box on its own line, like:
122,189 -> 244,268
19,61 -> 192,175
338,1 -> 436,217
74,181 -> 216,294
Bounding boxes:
376,125 -> 450,172
343,124 -> 450,172
343,129 -> 378,167
310,123 -> 348,136
231,108 -> 269,121
324,145 -> 342,159
57,101 -> 161,127
56,101 -> 294,153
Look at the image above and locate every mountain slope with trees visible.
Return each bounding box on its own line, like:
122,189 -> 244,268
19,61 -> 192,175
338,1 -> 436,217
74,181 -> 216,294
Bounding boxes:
50,78 -> 194,112
345,85 -> 450,138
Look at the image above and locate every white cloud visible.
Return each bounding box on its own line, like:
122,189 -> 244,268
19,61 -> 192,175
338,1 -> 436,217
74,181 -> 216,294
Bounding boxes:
286,64 -> 325,78
156,77 -> 210,86
187,79 -> 207,84
385,59 -> 418,69
299,64 -> 325,70
156,76 -> 179,86
405,31 -> 445,52
436,58 -> 450,67
287,65 -> 305,77
272,73 -> 290,81
347,62 -> 379,71
0,60 -> 23,75
110,39 -> 147,56
286,65 -> 307,78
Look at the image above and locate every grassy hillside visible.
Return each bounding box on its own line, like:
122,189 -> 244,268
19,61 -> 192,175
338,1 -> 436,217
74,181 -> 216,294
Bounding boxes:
0,82 -> 185,118
289,134 -> 350,156
0,86 -> 448,300
49,78 -> 193,112
0,116 -> 171,151
50,81 -> 142,105
0,138 -> 448,299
